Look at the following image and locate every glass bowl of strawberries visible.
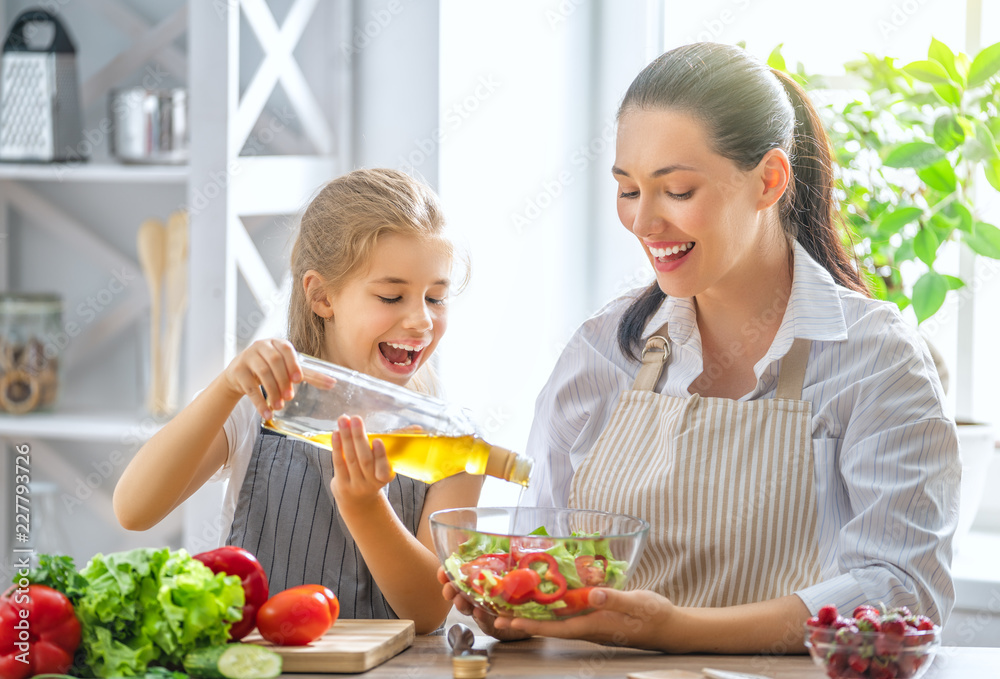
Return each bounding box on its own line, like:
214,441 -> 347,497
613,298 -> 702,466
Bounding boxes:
804,604 -> 940,679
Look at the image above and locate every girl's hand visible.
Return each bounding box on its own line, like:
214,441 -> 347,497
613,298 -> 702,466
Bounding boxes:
330,415 -> 395,507
436,567 -> 531,642
222,339 -> 301,419
495,588 -> 677,650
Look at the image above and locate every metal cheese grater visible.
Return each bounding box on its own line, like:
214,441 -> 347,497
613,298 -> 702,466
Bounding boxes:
0,9 -> 83,162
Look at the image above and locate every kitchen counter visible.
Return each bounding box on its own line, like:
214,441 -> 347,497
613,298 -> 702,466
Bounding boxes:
285,634 -> 1000,677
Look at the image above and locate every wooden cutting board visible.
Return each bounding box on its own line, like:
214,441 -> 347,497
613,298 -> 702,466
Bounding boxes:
244,619 -> 415,673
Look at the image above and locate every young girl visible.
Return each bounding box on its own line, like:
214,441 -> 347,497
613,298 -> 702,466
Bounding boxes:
115,168 -> 481,633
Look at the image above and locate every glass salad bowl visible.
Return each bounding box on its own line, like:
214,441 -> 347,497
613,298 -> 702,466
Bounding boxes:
430,507 -> 649,620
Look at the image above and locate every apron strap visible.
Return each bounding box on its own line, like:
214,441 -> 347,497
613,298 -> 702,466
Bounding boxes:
633,323 -> 671,392
775,337 -> 811,400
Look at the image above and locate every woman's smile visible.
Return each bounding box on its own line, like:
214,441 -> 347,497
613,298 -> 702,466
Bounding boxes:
646,241 -> 696,272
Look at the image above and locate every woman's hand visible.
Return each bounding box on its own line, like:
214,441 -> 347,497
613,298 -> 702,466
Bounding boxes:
222,339 -> 301,419
330,415 -> 395,507
495,588 -> 678,651
436,568 -> 531,642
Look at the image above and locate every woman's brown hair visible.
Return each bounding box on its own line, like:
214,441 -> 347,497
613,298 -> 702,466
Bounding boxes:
616,42 -> 868,360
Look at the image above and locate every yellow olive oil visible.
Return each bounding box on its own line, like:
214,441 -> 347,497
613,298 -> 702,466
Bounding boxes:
263,422 -> 531,486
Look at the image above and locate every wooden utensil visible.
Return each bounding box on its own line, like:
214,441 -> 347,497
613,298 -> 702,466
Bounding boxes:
136,218 -> 166,415
162,209 -> 189,414
244,619 -> 414,673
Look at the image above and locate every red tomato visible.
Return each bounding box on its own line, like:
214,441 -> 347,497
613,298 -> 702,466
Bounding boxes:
286,585 -> 340,626
555,586 -> 595,616
496,568 -> 541,605
256,589 -> 332,646
574,555 -> 607,586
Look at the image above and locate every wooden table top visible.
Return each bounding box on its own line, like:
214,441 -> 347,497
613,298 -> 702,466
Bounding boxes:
286,634 -> 1000,677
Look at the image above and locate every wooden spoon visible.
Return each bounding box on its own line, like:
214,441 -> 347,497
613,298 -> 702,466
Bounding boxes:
137,219 -> 167,415
163,210 -> 189,414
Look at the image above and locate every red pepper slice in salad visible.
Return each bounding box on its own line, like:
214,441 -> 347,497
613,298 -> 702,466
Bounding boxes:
555,585 -> 596,616
518,553 -> 568,605
496,568 -> 541,605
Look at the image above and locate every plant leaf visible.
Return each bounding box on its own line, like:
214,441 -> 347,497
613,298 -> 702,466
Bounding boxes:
948,202 -> 974,233
876,206 -> 923,238
933,82 -> 962,106
942,274 -> 966,290
967,41 -> 1000,87
917,159 -> 958,192
932,114 -> 966,151
955,52 -> 972,81
965,120 -> 1000,162
883,142 -> 946,168
767,43 -> 787,71
912,272 -> 948,323
929,37 -> 962,84
903,60 -> 953,85
964,222 -> 1000,258
985,158 -> 1000,192
914,226 -> 940,267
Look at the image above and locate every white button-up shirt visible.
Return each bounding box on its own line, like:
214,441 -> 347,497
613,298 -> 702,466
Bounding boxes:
522,240 -> 960,624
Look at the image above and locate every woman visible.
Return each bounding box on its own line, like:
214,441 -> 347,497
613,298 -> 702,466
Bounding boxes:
440,42 -> 959,653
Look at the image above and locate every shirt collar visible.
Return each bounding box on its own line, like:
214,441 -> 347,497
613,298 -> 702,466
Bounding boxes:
639,240 -> 849,365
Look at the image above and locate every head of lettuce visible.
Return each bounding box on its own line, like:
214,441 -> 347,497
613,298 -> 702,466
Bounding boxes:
75,547 -> 244,677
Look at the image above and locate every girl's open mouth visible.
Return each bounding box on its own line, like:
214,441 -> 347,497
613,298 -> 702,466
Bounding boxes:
378,341 -> 425,370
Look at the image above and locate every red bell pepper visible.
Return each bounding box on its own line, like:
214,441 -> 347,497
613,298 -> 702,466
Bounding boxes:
495,568 -> 541,605
194,546 -> 269,640
518,552 -> 568,605
0,584 -> 81,679
555,586 -> 595,616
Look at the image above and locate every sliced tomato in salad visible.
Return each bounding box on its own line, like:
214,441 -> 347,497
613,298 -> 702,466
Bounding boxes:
575,555 -> 608,586
496,568 -> 541,605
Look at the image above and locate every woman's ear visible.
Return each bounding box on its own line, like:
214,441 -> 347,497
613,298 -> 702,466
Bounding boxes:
757,148 -> 791,210
302,270 -> 334,320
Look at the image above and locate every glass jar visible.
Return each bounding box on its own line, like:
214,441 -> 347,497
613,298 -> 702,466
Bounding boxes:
0,293 -> 62,414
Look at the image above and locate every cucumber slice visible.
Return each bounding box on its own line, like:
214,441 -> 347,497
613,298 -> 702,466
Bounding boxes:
184,644 -> 282,679
217,645 -> 282,679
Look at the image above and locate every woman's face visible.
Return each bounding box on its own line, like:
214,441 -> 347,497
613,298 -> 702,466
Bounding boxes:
322,233 -> 451,386
613,108 -> 785,300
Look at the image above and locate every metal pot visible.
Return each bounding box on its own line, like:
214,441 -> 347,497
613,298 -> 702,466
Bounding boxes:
109,87 -> 188,164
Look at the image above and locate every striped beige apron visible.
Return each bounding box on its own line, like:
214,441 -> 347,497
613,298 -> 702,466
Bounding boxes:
569,324 -> 821,607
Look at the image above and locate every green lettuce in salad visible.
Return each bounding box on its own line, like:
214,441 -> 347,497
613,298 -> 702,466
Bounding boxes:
445,527 -> 631,620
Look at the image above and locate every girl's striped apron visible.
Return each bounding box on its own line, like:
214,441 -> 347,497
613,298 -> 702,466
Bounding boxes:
569,324 -> 821,607
226,427 -> 428,618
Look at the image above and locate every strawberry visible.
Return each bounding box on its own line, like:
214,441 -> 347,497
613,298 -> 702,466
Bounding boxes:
914,615 -> 935,632
855,609 -> 882,632
890,605 -> 912,618
882,619 -> 907,639
836,623 -> 862,648
817,604 -> 839,626
848,652 -> 870,673
832,615 -> 854,630
870,657 -> 898,679
853,604 -> 879,619
875,634 -> 903,657
807,615 -> 824,628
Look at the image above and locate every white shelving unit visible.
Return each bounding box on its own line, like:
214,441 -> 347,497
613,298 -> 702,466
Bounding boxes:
0,0 -> 351,561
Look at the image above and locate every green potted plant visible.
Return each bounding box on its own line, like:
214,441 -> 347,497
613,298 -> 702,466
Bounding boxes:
770,38 -> 1000,549
770,37 -> 1000,322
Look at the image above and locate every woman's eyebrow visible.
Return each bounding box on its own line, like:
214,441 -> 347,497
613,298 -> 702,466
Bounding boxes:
611,164 -> 699,178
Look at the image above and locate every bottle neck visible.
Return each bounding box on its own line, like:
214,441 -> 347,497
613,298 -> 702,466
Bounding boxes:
484,445 -> 533,486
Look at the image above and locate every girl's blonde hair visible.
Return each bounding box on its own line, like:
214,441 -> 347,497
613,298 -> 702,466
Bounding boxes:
288,168 -> 456,394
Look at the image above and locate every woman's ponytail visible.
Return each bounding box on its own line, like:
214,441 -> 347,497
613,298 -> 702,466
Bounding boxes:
770,69 -> 869,296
